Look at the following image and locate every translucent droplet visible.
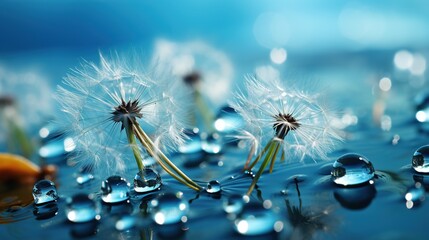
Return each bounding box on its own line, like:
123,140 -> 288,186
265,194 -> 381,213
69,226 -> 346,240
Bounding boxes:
66,193 -> 100,223
133,169 -> 162,193
415,92 -> 429,123
149,192 -> 188,225
405,182 -> 425,209
233,202 -> 281,236
115,215 -> 137,231
223,194 -> 244,214
101,176 -> 130,203
201,132 -> 222,154
75,166 -> 94,185
214,106 -> 244,133
33,202 -> 58,220
178,128 -> 202,154
412,145 -> 429,173
331,153 -> 375,186
32,180 -> 59,205
206,180 -> 221,194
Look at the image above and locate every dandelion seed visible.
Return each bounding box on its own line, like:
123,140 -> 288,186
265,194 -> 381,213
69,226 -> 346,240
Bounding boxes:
231,75 -> 342,196
57,52 -> 201,191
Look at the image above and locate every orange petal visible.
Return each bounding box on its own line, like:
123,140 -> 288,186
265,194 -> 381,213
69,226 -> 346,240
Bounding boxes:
0,153 -> 41,181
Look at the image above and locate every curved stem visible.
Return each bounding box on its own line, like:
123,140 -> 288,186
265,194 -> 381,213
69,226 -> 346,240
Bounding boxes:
125,124 -> 144,171
247,139 -> 273,171
193,90 -> 215,132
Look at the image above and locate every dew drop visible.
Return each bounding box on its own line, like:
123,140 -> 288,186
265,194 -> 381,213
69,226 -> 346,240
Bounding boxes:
412,145 -> 429,173
115,215 -> 137,231
331,153 -> 375,186
149,192 -> 188,225
223,194 -> 245,215
415,93 -> 429,123
32,180 -> 59,205
101,176 -> 130,203
66,193 -> 100,223
214,106 -> 244,134
206,180 -> 221,194
233,202 -> 281,236
75,166 -> 94,185
405,183 -> 425,209
133,168 -> 162,193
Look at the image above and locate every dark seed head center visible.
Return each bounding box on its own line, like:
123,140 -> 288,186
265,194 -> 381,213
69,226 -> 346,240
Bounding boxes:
111,99 -> 143,129
273,113 -> 300,139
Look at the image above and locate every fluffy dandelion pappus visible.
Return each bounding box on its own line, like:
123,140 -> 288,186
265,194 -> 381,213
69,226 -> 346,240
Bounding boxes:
231,75 -> 342,196
57,52 -> 201,191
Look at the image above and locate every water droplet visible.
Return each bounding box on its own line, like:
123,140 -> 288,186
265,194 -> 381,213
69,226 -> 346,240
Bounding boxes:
334,184 -> 376,210
33,202 -> 58,220
331,153 -> 375,186
101,176 -> 130,203
133,168 -> 162,193
415,92 -> 429,123
75,166 -> 94,185
32,180 -> 59,205
206,180 -> 221,194
66,193 -> 100,223
405,183 -> 425,209
201,132 -> 222,154
149,192 -> 188,225
412,145 -> 429,173
233,202 -> 281,236
214,106 -> 244,133
223,194 -> 244,214
178,128 -> 203,154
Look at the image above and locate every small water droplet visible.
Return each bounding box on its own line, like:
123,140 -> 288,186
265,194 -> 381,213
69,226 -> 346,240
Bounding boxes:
33,202 -> 58,220
415,92 -> 429,123
115,215 -> 137,231
331,153 -> 375,186
233,202 -> 281,236
133,169 -> 162,193
405,183 -> 425,209
101,176 -> 130,203
412,145 -> 429,173
75,166 -> 94,185
149,192 -> 188,225
206,180 -> 221,194
66,193 -> 100,223
214,106 -> 244,133
223,194 -> 244,214
178,128 -> 203,154
201,132 -> 222,154
32,180 -> 58,205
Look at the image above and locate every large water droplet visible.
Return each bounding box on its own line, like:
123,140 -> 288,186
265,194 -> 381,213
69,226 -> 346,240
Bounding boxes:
214,106 -> 244,134
32,180 -> 59,205
233,202 -> 282,236
205,180 -> 221,194
101,176 -> 130,203
201,132 -> 222,154
33,202 -> 58,220
133,169 -> 162,193
223,194 -> 245,215
149,192 -> 188,225
331,153 -> 375,186
412,145 -> 429,173
178,128 -> 203,154
66,193 -> 100,223
405,182 -> 425,209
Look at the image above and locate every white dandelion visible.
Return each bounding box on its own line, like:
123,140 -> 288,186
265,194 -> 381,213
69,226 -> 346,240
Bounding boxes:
231,75 -> 342,195
57,52 -> 201,191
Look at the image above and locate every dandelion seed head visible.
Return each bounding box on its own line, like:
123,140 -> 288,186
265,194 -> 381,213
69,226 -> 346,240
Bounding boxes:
231,75 -> 342,162
57,52 -> 186,178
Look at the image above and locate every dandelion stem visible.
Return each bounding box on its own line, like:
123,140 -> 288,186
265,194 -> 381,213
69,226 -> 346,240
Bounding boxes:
193,90 -> 215,132
243,142 -> 256,170
246,140 -> 278,196
125,124 -> 145,171
269,141 -> 281,173
131,121 -> 201,191
246,139 -> 273,171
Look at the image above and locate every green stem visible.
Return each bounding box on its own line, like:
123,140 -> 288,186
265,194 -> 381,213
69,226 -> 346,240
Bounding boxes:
132,122 -> 201,191
193,90 -> 215,132
246,140 -> 278,196
243,142 -> 256,170
125,124 -> 144,172
7,119 -> 34,158
269,141 -> 281,173
247,139 -> 273,171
